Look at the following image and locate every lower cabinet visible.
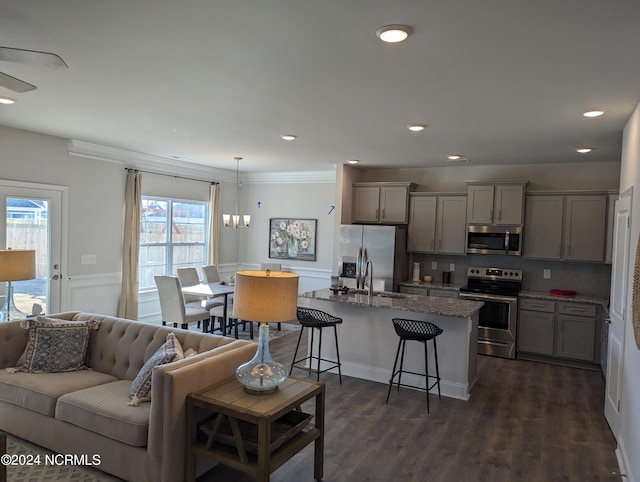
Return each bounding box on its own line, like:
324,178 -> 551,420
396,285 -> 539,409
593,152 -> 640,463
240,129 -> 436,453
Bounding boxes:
518,298 -> 599,364
399,285 -> 458,299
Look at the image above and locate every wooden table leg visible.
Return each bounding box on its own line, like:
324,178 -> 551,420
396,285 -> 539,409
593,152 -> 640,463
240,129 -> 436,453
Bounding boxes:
257,418 -> 271,482
314,385 -> 325,481
185,401 -> 196,481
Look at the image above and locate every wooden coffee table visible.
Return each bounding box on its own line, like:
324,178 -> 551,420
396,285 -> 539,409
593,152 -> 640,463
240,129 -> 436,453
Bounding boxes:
185,377 -> 325,481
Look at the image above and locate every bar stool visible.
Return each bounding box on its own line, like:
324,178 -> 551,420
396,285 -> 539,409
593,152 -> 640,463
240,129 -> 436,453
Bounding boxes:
386,318 -> 443,412
290,307 -> 343,383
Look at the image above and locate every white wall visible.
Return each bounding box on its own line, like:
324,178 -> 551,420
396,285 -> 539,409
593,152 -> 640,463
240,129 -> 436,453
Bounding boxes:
239,177 -> 336,293
618,101 -> 640,481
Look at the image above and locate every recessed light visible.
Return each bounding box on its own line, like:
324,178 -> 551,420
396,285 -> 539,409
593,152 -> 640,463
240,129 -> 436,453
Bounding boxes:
347,160 -> 359,165
407,124 -> 426,132
375,25 -> 412,43
576,148 -> 593,154
447,155 -> 461,160
280,134 -> 297,141
583,110 -> 604,118
0,97 -> 16,105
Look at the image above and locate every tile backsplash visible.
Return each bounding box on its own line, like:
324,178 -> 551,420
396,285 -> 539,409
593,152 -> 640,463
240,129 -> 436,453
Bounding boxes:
409,253 -> 611,300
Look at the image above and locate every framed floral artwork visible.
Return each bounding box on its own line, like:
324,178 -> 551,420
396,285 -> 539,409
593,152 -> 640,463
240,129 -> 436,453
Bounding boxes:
269,218 -> 317,261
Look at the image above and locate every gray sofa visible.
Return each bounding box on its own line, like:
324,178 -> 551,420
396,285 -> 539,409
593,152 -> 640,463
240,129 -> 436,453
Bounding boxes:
0,311 -> 256,482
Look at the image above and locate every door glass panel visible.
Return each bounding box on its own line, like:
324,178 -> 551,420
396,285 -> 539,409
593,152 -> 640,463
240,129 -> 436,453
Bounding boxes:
5,197 -> 50,315
478,301 -> 510,330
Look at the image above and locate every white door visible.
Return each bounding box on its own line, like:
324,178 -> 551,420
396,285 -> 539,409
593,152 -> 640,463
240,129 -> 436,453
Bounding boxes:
605,191 -> 632,438
0,181 -> 64,316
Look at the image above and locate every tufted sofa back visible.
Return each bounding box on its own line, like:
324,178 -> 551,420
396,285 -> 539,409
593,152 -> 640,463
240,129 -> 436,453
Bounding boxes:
49,312 -> 238,380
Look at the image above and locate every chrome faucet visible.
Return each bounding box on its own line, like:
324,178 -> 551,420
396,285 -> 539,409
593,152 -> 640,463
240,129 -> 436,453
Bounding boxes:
364,260 -> 374,296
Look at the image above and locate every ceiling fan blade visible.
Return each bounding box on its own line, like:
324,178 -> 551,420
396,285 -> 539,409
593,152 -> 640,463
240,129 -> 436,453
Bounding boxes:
0,46 -> 68,69
0,71 -> 37,92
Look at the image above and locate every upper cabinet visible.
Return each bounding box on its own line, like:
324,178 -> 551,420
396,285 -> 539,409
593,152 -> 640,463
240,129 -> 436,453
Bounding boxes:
352,182 -> 417,224
466,181 -> 529,225
524,193 -> 608,262
407,193 -> 467,254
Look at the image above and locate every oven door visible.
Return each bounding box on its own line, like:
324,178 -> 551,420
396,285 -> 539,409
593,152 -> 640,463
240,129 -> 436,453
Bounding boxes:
459,291 -> 518,359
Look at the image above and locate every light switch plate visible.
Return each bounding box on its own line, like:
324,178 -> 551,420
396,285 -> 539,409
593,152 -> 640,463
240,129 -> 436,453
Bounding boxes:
543,269 -> 551,279
449,263 -> 455,272
81,254 -> 97,265
431,261 -> 437,270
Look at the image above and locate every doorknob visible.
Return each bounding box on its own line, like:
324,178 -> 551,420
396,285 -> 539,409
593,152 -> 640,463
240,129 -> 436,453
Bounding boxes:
51,274 -> 59,280
604,317 -> 612,324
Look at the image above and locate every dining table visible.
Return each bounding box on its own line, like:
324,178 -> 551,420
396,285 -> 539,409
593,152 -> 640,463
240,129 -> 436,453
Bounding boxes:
181,282 -> 236,334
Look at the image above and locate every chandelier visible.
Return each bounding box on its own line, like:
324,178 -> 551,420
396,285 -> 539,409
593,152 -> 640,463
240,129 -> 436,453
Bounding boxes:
223,157 -> 250,228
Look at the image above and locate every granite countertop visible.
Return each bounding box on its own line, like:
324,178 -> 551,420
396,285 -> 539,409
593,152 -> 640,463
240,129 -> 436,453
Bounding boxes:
302,288 -> 483,318
399,280 -> 464,291
519,290 -> 609,307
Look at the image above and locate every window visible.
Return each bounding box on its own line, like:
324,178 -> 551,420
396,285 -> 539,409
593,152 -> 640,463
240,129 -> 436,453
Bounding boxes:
139,196 -> 209,291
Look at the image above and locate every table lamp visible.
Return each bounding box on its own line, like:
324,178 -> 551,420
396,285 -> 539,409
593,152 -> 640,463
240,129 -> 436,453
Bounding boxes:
0,248 -> 36,322
234,270 -> 299,394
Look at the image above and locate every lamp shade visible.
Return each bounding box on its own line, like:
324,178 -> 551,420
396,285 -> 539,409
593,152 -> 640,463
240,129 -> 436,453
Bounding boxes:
234,270 -> 299,322
0,249 -> 36,282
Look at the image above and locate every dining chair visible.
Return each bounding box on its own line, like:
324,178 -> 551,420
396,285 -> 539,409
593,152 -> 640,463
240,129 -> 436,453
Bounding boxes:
201,264 -> 221,283
177,267 -> 224,331
154,275 -> 210,331
202,264 -> 240,336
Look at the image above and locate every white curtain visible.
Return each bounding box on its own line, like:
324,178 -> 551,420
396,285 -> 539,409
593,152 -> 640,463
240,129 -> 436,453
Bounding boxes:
118,170 -> 142,319
208,183 -> 220,265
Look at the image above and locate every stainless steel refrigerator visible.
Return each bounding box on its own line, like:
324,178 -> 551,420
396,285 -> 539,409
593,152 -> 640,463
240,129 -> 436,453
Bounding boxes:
338,224 -> 408,292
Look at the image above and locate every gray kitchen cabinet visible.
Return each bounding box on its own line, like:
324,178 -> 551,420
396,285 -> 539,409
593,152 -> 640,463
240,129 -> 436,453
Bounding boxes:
399,285 -> 429,295
399,285 -> 458,299
523,195 -> 564,259
466,181 -> 527,225
428,288 -> 458,299
523,193 -> 607,262
407,193 -> 466,254
518,298 -> 598,364
518,309 -> 555,355
353,182 -> 416,224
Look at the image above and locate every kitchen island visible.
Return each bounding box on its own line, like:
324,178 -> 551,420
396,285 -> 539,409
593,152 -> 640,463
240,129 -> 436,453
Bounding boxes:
299,289 -> 483,400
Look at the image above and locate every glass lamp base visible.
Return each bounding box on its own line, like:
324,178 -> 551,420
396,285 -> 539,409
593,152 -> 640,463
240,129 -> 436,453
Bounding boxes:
235,323 -> 287,395
0,284 -> 29,322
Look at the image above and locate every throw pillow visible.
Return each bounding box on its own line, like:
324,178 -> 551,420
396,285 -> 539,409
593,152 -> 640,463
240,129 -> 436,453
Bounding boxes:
13,316 -> 100,369
19,319 -> 100,373
128,333 -> 184,406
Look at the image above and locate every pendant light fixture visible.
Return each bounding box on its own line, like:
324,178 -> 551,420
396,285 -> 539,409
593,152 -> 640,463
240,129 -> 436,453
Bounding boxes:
223,157 -> 250,228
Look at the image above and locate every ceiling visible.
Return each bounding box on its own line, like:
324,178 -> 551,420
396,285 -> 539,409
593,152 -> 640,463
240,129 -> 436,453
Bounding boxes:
1,1 -> 639,173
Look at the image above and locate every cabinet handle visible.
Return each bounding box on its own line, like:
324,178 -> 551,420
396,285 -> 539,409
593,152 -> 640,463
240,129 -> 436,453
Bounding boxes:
489,209 -> 493,221
557,244 -> 561,257
382,208 -> 385,219
567,307 -> 586,313
375,208 -> 379,220
438,239 -> 442,249
529,303 -> 546,309
497,210 -> 501,221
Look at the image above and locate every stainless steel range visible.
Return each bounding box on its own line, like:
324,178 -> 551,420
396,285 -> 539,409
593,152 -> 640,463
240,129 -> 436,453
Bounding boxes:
458,267 -> 522,359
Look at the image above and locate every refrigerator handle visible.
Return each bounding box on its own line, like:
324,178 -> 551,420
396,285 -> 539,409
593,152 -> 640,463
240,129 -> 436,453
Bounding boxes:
356,247 -> 363,289
362,248 -> 369,289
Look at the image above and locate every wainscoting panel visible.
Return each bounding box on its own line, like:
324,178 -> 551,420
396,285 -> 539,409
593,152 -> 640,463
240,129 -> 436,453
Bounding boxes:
63,273 -> 121,316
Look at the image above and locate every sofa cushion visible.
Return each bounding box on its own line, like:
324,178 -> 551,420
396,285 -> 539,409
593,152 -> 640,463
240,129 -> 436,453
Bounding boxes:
128,332 -> 183,406
0,369 -> 118,416
56,380 -> 150,447
21,319 -> 100,373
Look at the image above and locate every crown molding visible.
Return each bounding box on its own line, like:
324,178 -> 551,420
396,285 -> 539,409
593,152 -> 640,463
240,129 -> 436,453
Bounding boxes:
67,139 -> 237,182
67,139 -> 336,184
241,170 -> 336,184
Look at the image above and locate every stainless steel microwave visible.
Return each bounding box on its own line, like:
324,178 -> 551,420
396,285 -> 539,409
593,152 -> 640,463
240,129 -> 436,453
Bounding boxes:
466,225 -> 522,256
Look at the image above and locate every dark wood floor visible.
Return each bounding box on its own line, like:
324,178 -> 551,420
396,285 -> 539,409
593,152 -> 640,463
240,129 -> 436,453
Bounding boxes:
199,330 -> 620,481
